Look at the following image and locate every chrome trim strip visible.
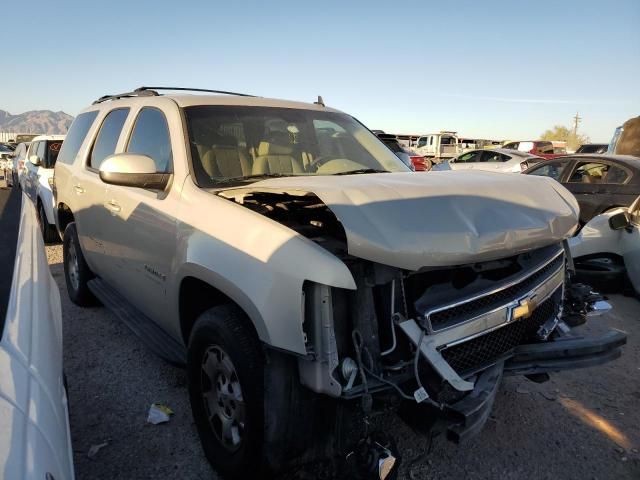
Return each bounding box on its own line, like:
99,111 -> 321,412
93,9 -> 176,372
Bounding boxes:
434,267 -> 564,349
426,246 -> 564,326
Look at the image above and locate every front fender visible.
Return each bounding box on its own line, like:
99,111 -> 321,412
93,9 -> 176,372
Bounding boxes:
175,188 -> 356,355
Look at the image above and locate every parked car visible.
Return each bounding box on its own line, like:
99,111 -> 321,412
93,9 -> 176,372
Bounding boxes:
569,196 -> 640,295
576,143 -> 608,154
431,148 -> 542,173
0,143 -> 14,162
7,141 -> 31,188
523,154 -> 640,224
23,135 -> 65,242
503,140 -> 566,159
413,131 -> 460,162
54,87 -> 625,479
0,187 -> 75,480
374,132 -> 430,171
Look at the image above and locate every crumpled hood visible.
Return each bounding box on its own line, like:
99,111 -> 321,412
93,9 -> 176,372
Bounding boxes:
219,171 -> 579,270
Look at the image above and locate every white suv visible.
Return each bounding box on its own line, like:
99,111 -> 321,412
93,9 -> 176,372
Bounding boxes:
53,87 -> 625,478
23,135 -> 65,242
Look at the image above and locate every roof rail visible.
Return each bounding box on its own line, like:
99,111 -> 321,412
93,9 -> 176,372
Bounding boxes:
135,86 -> 256,97
92,89 -> 159,105
92,86 -> 256,105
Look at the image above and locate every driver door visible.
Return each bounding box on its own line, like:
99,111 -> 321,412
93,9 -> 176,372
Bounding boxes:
450,150 -> 483,170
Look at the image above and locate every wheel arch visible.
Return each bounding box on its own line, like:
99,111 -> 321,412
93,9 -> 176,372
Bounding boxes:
177,267 -> 268,349
56,202 -> 75,236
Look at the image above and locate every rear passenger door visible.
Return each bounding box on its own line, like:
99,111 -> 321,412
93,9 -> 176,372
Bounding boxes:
450,150 -> 483,170
100,107 -> 176,326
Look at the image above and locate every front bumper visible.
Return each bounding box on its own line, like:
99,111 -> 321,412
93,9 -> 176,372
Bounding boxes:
444,327 -> 626,442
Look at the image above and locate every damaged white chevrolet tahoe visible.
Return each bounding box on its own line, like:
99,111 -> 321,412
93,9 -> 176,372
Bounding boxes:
53,87 -> 626,479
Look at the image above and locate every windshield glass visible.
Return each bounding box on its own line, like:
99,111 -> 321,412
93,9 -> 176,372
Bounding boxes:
184,106 -> 409,186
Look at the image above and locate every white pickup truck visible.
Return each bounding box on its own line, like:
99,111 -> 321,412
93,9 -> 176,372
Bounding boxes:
0,187 -> 74,479
413,131 -> 461,162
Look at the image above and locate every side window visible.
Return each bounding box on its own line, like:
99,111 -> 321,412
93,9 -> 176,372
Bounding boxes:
527,161 -> 567,181
417,137 -> 427,148
482,151 -> 504,162
456,151 -> 481,163
568,162 -> 629,185
503,142 -> 517,150
57,111 -> 99,165
429,136 -> 434,146
90,108 -> 130,170
540,142 -> 554,154
126,108 -> 172,172
44,141 -> 63,169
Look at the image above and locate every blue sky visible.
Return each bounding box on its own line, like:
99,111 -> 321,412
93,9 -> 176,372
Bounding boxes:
1,0 -> 638,141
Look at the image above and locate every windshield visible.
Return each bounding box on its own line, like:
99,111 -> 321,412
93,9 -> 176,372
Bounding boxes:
184,106 -> 409,186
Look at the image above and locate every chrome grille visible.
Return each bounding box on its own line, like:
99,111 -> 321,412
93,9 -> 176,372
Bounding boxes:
428,252 -> 564,331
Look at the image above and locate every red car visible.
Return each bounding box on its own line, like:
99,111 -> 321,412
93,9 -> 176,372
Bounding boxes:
502,140 -> 567,160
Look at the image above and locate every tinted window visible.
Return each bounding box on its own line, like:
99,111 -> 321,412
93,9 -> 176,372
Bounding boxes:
503,142 -> 518,150
527,161 -> 567,181
57,111 -> 99,165
43,141 -> 63,169
126,108 -> 172,172
90,108 -> 129,170
482,151 -> 507,162
568,162 -> 629,185
417,137 -> 427,148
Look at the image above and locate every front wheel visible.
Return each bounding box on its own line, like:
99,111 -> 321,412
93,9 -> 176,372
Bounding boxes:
188,305 -> 314,479
63,222 -> 99,306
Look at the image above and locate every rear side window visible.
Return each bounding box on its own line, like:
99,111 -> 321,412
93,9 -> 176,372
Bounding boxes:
538,142 -> 554,154
126,108 -> 172,172
57,111 -> 99,165
90,108 -> 129,170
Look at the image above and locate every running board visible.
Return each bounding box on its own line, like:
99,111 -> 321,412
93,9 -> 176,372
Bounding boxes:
88,278 -> 187,367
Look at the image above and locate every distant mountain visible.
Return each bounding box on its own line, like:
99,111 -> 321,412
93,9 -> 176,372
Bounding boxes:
0,109 -> 74,135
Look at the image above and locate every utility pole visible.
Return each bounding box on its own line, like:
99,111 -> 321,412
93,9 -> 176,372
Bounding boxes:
572,112 -> 581,137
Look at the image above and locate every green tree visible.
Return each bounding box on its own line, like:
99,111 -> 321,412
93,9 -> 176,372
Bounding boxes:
540,125 -> 590,152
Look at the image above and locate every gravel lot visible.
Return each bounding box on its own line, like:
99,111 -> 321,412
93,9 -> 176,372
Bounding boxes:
46,244 -> 640,480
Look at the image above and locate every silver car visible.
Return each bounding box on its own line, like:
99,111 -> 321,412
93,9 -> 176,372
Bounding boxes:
432,148 -> 543,173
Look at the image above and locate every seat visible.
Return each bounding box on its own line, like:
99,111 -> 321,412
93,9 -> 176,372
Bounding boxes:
200,135 -> 250,178
252,131 -> 303,175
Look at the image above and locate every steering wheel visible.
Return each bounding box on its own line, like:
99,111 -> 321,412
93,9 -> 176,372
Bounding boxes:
307,155 -> 342,172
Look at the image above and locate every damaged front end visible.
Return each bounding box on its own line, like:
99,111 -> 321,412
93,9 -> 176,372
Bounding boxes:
297,243 -> 626,445
216,178 -> 626,474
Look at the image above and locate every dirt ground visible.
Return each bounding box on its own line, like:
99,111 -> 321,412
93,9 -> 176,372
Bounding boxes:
45,244 -> 640,480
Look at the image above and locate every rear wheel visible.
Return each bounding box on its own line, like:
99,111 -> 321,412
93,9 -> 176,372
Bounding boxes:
63,222 -> 99,306
38,203 -> 60,243
188,305 -> 314,479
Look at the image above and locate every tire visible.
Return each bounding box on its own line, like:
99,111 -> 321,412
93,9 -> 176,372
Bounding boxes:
187,305 -> 315,479
38,202 -> 60,244
63,222 -> 99,306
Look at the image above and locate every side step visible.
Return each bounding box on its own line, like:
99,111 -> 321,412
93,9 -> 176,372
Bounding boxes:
88,278 -> 187,367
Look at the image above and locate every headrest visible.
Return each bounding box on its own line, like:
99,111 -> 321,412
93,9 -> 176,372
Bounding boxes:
257,131 -> 293,156
258,141 -> 293,156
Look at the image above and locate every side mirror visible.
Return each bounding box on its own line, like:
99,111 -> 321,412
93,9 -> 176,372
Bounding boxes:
609,211 -> 631,230
29,155 -> 41,166
99,153 -> 170,190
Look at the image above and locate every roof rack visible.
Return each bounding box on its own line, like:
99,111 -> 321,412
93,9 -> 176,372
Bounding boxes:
92,86 -> 256,104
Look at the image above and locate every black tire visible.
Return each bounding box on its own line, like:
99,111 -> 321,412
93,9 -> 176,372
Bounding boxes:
63,222 -> 98,306
38,202 -> 60,244
187,305 -> 314,479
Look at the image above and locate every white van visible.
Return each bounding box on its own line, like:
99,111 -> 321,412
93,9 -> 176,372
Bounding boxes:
413,131 -> 460,162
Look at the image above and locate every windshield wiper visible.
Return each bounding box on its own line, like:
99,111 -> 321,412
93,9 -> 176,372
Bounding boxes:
333,168 -> 390,175
212,173 -> 299,185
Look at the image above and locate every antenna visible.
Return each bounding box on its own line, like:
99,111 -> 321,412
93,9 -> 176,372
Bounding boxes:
314,95 -> 325,107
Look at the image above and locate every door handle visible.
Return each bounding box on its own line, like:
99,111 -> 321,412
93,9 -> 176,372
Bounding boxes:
105,199 -> 121,215
74,184 -> 85,194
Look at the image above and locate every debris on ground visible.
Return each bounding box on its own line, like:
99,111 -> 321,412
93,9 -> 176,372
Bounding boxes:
87,441 -> 109,459
147,403 -> 174,425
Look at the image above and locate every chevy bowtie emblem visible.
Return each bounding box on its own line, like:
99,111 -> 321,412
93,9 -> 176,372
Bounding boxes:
511,296 -> 537,321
